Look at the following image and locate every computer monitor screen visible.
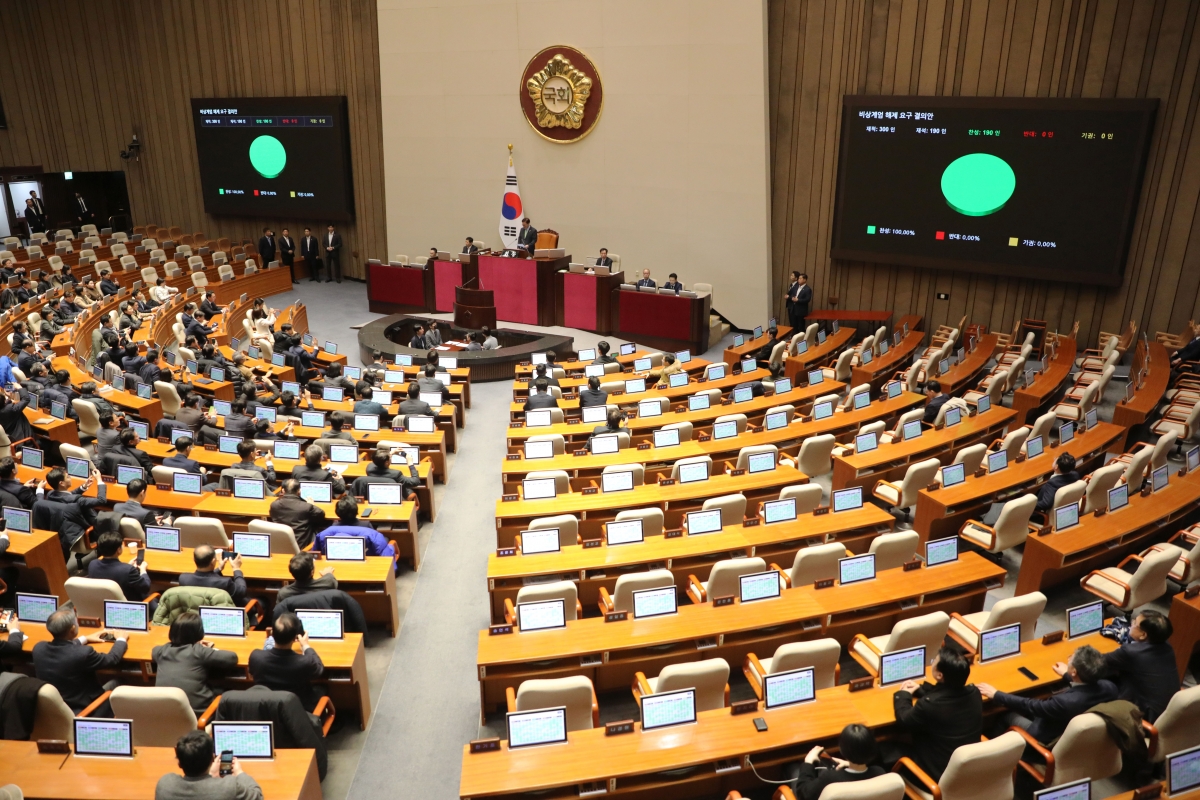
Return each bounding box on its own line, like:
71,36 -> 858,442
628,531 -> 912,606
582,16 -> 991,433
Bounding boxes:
1054,503 -> 1080,532
128,420 -> 149,440
116,465 -> 144,486
832,487 -> 863,512
211,367 -> 227,382
104,600 -> 148,632
886,381 -> 903,399
712,421 -> 737,440
624,378 -> 646,394
354,414 -> 379,431
938,359 -> 950,375
295,610 -> 344,640
1067,601 -> 1104,639
748,452 -> 776,474
987,450 -> 1008,473
328,445 -> 358,463
218,435 -> 241,454
813,401 -> 833,421
506,707 -> 567,749
1026,435 -> 1044,459
602,470 -> 634,493
774,377 -> 793,393
677,461 -> 709,483
232,532 -> 271,558
818,330 -> 827,344
688,394 -> 710,412
764,411 -> 788,431
675,350 -> 691,363
373,390 -> 393,406
637,400 -> 663,419
686,509 -> 723,535
522,477 -> 557,500
1153,464 -> 1170,492
173,473 -> 202,495
530,353 -> 547,365
606,518 -> 643,545
367,483 -> 403,505
763,498 -> 796,524
395,354 -> 413,366
880,339 -> 890,355
323,342 -> 338,355
113,375 -> 127,392
520,528 -> 560,555
584,364 -> 605,378
74,719 -> 134,758
233,478 -> 265,500
406,416 -> 435,433
733,387 -> 753,403
669,372 -> 689,388
298,481 -> 333,504
16,592 -> 57,622
632,586 -> 677,619
855,432 -> 878,453
523,440 -> 554,460
739,571 -> 782,603
1060,421 -> 1075,444
925,536 -> 959,566
271,353 -> 286,367
1190,447 -> 1200,472
2,505 -> 30,533
20,446 -> 42,469
640,689 -> 696,731
852,392 -> 870,410
796,340 -> 809,355
248,346 -> 263,360
1033,778 -> 1091,800
66,456 -> 91,479
212,722 -> 275,759
880,646 -> 926,687
902,419 -> 923,440
1107,483 -> 1129,512
517,598 -> 566,632
301,410 -> 325,428
322,386 -> 344,402
753,326 -> 763,339
581,405 -> 608,424
706,364 -> 726,380
417,390 -> 444,409
273,440 -> 301,460
633,357 -> 652,372
1168,745 -> 1200,796
654,429 -> 680,448
941,463 -> 966,488
620,343 -> 637,356
525,409 -> 551,428
171,428 -> 192,446
344,365 -> 362,380
861,349 -> 873,365
977,395 -> 991,414
590,435 -> 620,456
325,536 -> 366,561
577,348 -> 596,361
741,359 -> 757,374
979,622 -> 1023,663
1085,407 -> 1098,431
212,400 -> 232,417
764,667 -> 816,710
383,370 -> 405,385
839,553 -> 875,585
945,406 -> 962,426
200,606 -> 245,637
146,526 -> 181,551
808,370 -> 824,386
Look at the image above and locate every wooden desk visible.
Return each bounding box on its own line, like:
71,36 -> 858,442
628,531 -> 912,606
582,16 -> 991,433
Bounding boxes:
723,326 -> 792,367
615,288 -> 712,356
515,351 -> 711,379
1169,588 -> 1200,677
913,421 -> 1126,544
1016,469 -> 1200,595
16,623 -> 372,727
805,310 -> 893,323
783,328 -> 856,382
459,630 -> 1116,799
475,553 -> 1005,718
831,406 -> 1017,492
494,465 -> 807,546
1113,341 -> 1171,450
26,405 -> 80,446
4,527 -> 70,599
555,269 -> 625,334
850,331 -> 924,394
485,504 -> 894,622
1012,337 -> 1077,424
937,334 -> 999,396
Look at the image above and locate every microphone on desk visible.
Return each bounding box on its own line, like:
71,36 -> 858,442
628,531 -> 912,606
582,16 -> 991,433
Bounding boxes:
462,276 -> 478,288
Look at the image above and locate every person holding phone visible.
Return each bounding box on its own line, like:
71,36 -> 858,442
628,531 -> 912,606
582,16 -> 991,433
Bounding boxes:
178,545 -> 247,607
155,730 -> 263,800
87,530 -> 154,607
247,612 -> 325,711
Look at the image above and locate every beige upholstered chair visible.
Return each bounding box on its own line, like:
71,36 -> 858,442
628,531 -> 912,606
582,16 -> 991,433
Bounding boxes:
894,731 -> 1025,800
872,458 -> 941,521
1076,335 -> 1118,370
526,514 -> 581,548
72,399 -> 101,440
154,381 -> 182,417
526,433 -> 565,455
772,774 -> 905,800
735,444 -> 777,471
598,569 -> 674,615
822,349 -> 854,383
119,518 -> 145,542
1053,380 -> 1099,422
614,507 -> 662,536
938,444 -> 987,484
64,577 -> 124,619
30,684 -> 75,742
779,483 -> 824,514
1152,405 -> 1199,447
1116,429 -> 1181,471
508,580 -> 582,623
671,455 -> 712,480
702,493 -> 747,526
59,442 -> 92,464
526,469 -> 570,494
661,420 -> 693,440
795,434 -> 836,477
904,361 -> 923,393
948,592 -> 1046,653
176,517 -> 230,549
1146,524 -> 1200,583
1082,463 -> 1127,512
850,611 -> 949,676
992,427 -> 1030,461
962,375 -> 1003,408
108,687 -> 201,746
1118,445 -> 1154,492
1042,480 -> 1085,522
715,413 -> 748,433
633,658 -> 730,712
959,494 -> 1038,553
775,542 -> 847,588
744,638 -> 841,700
686,557 -> 766,604
765,403 -> 795,424
1146,684 -> 1200,762
879,409 -> 924,444
1021,411 -> 1058,452
1013,712 -> 1121,788
507,676 -> 598,732
840,383 -> 872,411
868,531 -> 919,571
247,520 -> 301,554
1080,543 -> 1181,612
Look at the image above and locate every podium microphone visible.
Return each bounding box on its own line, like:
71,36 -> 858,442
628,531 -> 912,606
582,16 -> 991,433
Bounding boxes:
462,276 -> 478,288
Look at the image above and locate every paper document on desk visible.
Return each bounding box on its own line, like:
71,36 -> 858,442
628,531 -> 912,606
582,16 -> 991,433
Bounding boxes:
435,346 -> 450,350
35,418 -> 53,425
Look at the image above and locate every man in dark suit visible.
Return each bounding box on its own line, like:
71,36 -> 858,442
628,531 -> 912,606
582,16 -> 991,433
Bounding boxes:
199,290 -> 222,318
516,218 -> 537,254
523,379 -> 558,411
301,227 -> 322,283
889,648 -> 982,780
979,644 -> 1117,743
247,612 -> 325,711
323,224 -> 343,283
579,376 -> 608,408
921,380 -> 951,424
462,237 -> 478,254
24,199 -> 44,234
257,228 -> 276,271
87,530 -> 153,601
32,609 -> 129,715
179,544 -> 247,606
74,192 -> 95,225
1035,453 -> 1081,512
113,479 -> 167,529
163,436 -> 204,475
0,456 -> 37,508
279,228 -> 297,284
785,271 -> 812,330
29,191 -> 45,220
417,363 -> 450,403
112,428 -> 156,476
635,269 -> 656,289
408,324 -> 428,350
290,446 -> 347,496
1102,609 -> 1179,722
662,272 -> 684,292
595,248 -> 613,267
398,383 -> 435,417
185,310 -> 216,345
269,479 -> 328,549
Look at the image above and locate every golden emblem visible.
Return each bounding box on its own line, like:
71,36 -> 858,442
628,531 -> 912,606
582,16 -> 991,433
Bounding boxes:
526,54 -> 592,130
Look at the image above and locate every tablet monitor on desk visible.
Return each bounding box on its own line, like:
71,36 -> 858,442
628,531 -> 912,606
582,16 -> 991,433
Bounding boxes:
323,341 -> 338,355
524,440 -> 554,460
520,528 -> 560,555
322,387 -> 344,402
879,339 -> 890,355
173,473 -> 202,495
183,363 -> 197,379
632,586 -> 677,619
712,421 -> 738,440
20,446 -> 42,470
861,349 -> 873,365
839,553 -> 875,585
210,367 -> 226,382
944,406 -> 962,427
104,600 -> 148,632
591,435 -> 619,455
1025,435 -> 1044,459
620,343 -> 637,356
134,382 -> 149,401
977,395 -> 991,414
273,440 -> 301,460
325,447 -> 357,467
678,461 -> 709,483
230,532 -> 272,560
987,450 -> 1008,473
795,340 -> 809,355
374,390 -> 393,405
218,435 -> 241,454
754,325 -> 763,339
638,399 -> 663,418
1054,502 -> 1080,532
685,509 -> 723,535
855,432 -> 878,453
624,378 -> 646,394
902,419 -> 923,441
506,707 -> 567,749
688,394 -> 710,412
633,357 -> 652,372
233,478 -> 265,500
741,359 -> 757,374
383,371 -> 404,385
818,330 -> 827,345
407,416 -> 436,433
1033,778 -> 1091,800
733,387 -> 753,403
739,571 -> 782,603
748,452 -> 776,474
1153,464 -> 1170,492
326,536 -> 366,561
211,399 -> 232,417
764,411 -> 788,431
675,350 -> 691,363
774,377 -> 793,394
248,347 -> 263,360
764,667 -> 816,710
763,498 -> 796,524
852,392 -> 870,411
1085,407 -> 1098,431
640,689 -> 696,731
354,414 -> 380,431
170,428 -> 192,446
925,536 -> 958,567
1189,447 -> 1200,472
301,410 -> 325,428
200,606 -> 246,637
706,364 -> 726,381
517,598 -> 566,632
74,719 -> 134,758
66,456 -> 91,479
886,381 -> 902,399
164,350 -> 177,366
16,592 -> 57,622
530,353 -> 547,366
116,465 -> 144,486
979,622 -> 1022,664
940,463 -> 965,488
296,610 -> 344,641
127,420 -> 150,441
391,446 -> 420,466
146,526 -> 181,551
577,348 -> 596,361
812,401 -> 833,421
832,487 -> 863,512
938,359 -> 950,375
522,477 -> 557,500
654,428 -> 680,448
808,369 -> 824,386
582,405 -> 608,423
606,518 -> 643,545
212,722 -> 276,759
1168,744 -> 1200,796
525,409 -> 551,428
602,470 -> 635,493
251,406 -> 277,424
879,646 -> 926,687
1059,421 -> 1075,444
302,334 -> 315,347
394,354 -> 413,367
1067,600 -> 1104,639
584,364 -> 605,378
1107,483 -> 1129,513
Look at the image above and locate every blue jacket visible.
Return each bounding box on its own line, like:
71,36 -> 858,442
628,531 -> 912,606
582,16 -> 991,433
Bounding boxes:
314,524 -> 395,562
0,356 -> 15,388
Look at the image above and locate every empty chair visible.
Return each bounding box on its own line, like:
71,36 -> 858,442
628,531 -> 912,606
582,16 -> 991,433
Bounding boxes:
614,506 -> 662,536
775,542 -> 847,588
895,731 -> 1025,800
702,493 -> 747,526
765,403 -> 795,424
671,455 -> 712,480
840,383 -> 871,411
868,530 -> 919,571
507,676 -> 598,732
191,271 -> 208,289
1119,445 -> 1154,492
526,433 -> 565,455
992,427 -> 1030,461
154,381 -> 182,418
1022,411 -> 1057,452
715,413 -> 748,434
30,684 -> 76,743
850,611 -> 950,676
1146,525 -> 1200,584
823,349 -> 854,383
1146,684 -> 1200,761
879,408 -> 924,444
601,463 -> 644,487
176,517 -> 230,548
525,469 -> 569,494
744,638 -> 841,700
633,658 -> 730,712
1080,543 -> 1182,613
527,514 -> 580,548
735,443 -> 777,470
247,520 -> 301,555
963,375 -> 1004,409
120,517 -> 146,542
872,458 -> 941,521
1013,712 -> 1122,789
218,263 -> 235,281
661,420 -> 693,441
795,434 -> 836,477
151,465 -> 185,485
64,577 -> 125,618
507,580 -> 581,623
904,360 -> 923,393
948,592 -> 1046,653
686,556 -> 767,603
72,399 -> 101,440
141,266 -> 159,284
1082,463 -> 1125,513
1139,428 -> 1185,467
939,443 -> 986,483
779,483 -> 824,514
1053,380 -> 1100,422
598,569 -> 675,615
108,687 -> 201,746
959,494 -> 1038,553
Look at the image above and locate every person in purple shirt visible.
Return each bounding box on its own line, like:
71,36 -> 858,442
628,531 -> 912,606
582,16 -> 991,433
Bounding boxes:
313,496 -> 396,566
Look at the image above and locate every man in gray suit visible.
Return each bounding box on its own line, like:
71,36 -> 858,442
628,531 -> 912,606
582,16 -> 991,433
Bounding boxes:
155,730 -> 263,800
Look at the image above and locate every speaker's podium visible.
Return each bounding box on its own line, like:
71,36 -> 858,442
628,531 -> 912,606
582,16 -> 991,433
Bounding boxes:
454,286 -> 496,329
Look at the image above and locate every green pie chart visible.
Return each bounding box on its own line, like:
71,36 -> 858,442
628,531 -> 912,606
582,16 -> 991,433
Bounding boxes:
941,153 -> 1015,216
249,135 -> 287,179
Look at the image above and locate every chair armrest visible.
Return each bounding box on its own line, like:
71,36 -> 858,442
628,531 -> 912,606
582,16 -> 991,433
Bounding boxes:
79,691 -> 112,718
1118,553 -> 1145,570
852,632 -> 881,656
686,574 -> 706,603
198,695 -> 221,728
598,586 -> 615,614
1081,569 -> 1131,608
1142,719 -> 1159,759
506,686 -> 517,713
958,519 -> 996,550
770,564 -> 791,588
145,592 -> 160,605
591,687 -> 600,729
504,598 -> 516,625
389,540 -> 400,564
871,479 -> 904,507
631,672 -> 652,701
313,696 -> 335,736
575,599 -> 583,618
1010,726 -> 1054,785
724,683 -> 730,707
243,598 -> 262,626
949,611 -> 980,634
743,653 -> 767,700
892,757 -> 941,800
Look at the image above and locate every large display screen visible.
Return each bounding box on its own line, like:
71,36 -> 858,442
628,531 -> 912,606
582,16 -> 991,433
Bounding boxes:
191,97 -> 354,221
831,96 -> 1157,286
